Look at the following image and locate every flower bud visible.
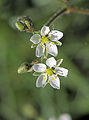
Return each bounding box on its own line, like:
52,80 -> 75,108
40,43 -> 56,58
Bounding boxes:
16,16 -> 34,32
18,63 -> 33,74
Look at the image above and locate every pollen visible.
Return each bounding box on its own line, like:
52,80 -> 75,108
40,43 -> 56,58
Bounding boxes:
52,42 -> 54,44
46,68 -> 53,76
46,47 -> 48,50
42,46 -> 44,48
43,75 -> 45,77
55,76 -> 57,79
48,80 -> 50,83
49,35 -> 52,37
52,78 -> 54,80
39,38 -> 41,41
53,70 -> 56,73
40,43 -> 42,46
49,45 -> 52,47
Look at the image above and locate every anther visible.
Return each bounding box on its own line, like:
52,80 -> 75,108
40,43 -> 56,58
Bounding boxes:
49,35 -> 52,37
48,80 -> 50,83
39,38 -> 41,41
46,47 -> 48,50
40,43 -> 42,46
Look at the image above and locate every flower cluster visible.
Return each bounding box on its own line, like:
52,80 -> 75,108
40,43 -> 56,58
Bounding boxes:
16,17 -> 68,89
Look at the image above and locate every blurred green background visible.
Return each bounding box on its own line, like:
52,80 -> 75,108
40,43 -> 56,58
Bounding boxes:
0,0 -> 89,120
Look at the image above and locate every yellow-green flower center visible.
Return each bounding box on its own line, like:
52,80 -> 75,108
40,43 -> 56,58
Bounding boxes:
46,68 -> 53,76
41,36 -> 49,44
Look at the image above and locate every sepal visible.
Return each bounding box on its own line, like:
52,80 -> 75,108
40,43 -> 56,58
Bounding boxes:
56,59 -> 63,67
33,72 -> 42,76
31,44 -> 37,48
54,41 -> 62,46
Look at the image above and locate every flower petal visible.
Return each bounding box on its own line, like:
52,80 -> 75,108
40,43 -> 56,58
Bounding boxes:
36,73 -> 47,87
55,67 -> 68,77
33,63 -> 46,72
30,34 -> 41,44
36,43 -> 45,57
49,30 -> 63,41
41,26 -> 50,36
46,57 -> 56,68
49,75 -> 60,89
46,42 -> 58,57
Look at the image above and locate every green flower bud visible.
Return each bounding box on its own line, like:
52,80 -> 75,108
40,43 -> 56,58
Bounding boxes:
16,16 -> 34,32
18,63 -> 33,74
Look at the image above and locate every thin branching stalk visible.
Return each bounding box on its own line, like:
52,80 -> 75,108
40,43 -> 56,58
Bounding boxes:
68,7 -> 89,15
46,8 -> 67,26
46,6 -> 89,26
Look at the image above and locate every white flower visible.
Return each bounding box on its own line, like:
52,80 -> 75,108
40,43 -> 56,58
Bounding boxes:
58,114 -> 72,120
30,26 -> 63,57
33,57 -> 68,89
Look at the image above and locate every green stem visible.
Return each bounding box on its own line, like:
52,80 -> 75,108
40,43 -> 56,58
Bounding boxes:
46,6 -> 89,27
46,8 -> 67,26
68,7 -> 89,15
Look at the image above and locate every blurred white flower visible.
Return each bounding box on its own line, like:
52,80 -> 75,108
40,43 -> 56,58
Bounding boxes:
58,114 -> 72,120
30,26 -> 63,57
33,57 -> 68,89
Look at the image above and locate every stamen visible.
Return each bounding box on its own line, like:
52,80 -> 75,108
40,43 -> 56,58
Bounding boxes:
46,47 -> 48,50
39,38 -> 41,41
52,42 -> 54,44
40,43 -> 42,46
55,76 -> 57,79
52,78 -> 54,80
43,75 -> 45,77
56,74 -> 58,76
42,36 -> 44,39
48,80 -> 50,83
49,45 -> 52,47
44,78 -> 46,80
53,70 -> 56,73
49,35 -> 52,37
42,46 -> 44,48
